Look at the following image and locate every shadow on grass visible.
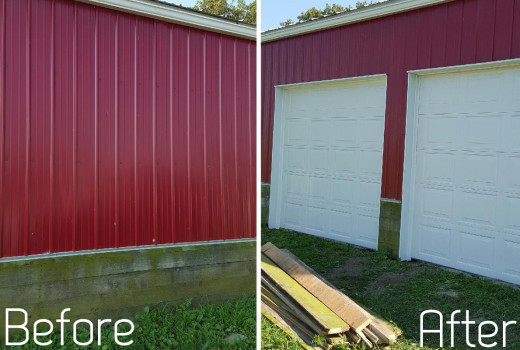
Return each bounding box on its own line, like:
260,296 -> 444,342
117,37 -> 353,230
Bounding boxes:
261,228 -> 520,350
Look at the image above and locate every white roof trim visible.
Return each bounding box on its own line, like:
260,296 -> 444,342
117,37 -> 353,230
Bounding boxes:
262,0 -> 453,42
75,0 -> 256,40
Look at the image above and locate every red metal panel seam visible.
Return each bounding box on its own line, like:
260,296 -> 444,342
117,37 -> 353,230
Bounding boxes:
492,0 -> 514,60
24,0 -> 30,256
94,7 -> 99,249
260,45 -> 269,183
460,0 -> 478,63
233,39 -> 239,239
186,29 -> 192,242
442,5 -> 449,66
490,0 -> 496,60
218,34 -> 224,240
267,43 -> 280,182
114,12 -> 119,247
511,0 -> 517,57
133,16 -> 138,246
0,0 -> 5,258
0,0 -> 3,256
458,0 -> 465,62
48,0 -> 54,253
474,0 -> 495,62
72,2 -> 78,251
152,20 -> 157,244
203,32 -> 209,241
428,11 -> 434,68
169,25 -> 175,244
248,41 -> 253,237
513,0 -> 520,56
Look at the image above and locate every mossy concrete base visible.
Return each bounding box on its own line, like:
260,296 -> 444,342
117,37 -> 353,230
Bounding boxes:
261,183 -> 271,227
378,199 -> 402,257
0,239 -> 255,335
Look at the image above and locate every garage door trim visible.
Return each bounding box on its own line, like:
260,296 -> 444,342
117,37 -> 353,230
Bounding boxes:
269,73 -> 387,230
399,58 -> 520,261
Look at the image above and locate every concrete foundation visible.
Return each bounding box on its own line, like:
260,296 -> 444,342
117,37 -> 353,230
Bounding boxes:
378,199 -> 402,257
0,239 -> 256,335
261,183 -> 271,227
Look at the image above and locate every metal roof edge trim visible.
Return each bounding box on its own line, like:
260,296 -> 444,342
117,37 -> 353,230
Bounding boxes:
0,238 -> 256,263
75,0 -> 256,40
261,0 -> 453,42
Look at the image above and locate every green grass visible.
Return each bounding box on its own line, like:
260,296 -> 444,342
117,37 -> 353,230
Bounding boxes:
4,296 -> 256,350
261,316 -> 306,350
261,228 -> 520,350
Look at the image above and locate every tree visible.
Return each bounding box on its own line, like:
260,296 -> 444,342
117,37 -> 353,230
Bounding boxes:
229,0 -> 257,24
193,0 -> 256,24
322,3 -> 346,16
297,7 -> 322,22
279,2 -> 378,27
356,1 -> 377,9
279,19 -> 295,27
193,0 -> 229,17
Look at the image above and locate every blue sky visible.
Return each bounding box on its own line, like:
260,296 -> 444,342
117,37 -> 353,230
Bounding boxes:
261,0 -> 360,31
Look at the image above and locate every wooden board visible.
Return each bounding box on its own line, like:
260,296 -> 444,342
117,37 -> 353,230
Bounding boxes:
261,254 -> 350,334
367,321 -> 397,345
262,243 -> 372,332
345,330 -> 362,344
363,327 -> 381,345
279,247 -> 398,344
261,301 -> 317,350
262,291 -> 317,340
356,294 -> 400,344
262,275 -> 326,335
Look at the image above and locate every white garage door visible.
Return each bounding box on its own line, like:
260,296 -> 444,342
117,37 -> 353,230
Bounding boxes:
407,64 -> 520,284
269,76 -> 387,249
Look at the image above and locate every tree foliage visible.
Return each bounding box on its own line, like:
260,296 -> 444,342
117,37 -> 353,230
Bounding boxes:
279,18 -> 295,27
193,0 -> 256,24
279,1 -> 378,27
193,0 -> 229,16
297,7 -> 322,22
322,3 -> 346,16
229,0 -> 257,24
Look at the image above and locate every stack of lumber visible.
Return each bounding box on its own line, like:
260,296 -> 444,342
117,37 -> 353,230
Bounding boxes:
261,242 -> 398,349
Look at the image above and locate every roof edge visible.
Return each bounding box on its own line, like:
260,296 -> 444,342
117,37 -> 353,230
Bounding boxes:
261,0 -> 453,43
75,0 -> 256,40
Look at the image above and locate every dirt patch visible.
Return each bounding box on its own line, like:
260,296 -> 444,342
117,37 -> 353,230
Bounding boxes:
438,290 -> 459,298
368,263 -> 423,296
323,256 -> 424,295
324,256 -> 371,280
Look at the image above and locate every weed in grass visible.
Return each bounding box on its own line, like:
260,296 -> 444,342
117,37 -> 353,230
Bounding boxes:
261,316 -> 305,350
312,334 -> 327,347
3,296 -> 256,350
261,229 -> 520,350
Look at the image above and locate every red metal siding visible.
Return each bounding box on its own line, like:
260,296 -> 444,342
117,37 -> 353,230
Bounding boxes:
0,0 -> 256,258
261,0 -> 520,200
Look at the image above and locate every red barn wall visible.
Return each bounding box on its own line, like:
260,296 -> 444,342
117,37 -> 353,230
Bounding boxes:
261,0 -> 520,200
0,0 -> 256,258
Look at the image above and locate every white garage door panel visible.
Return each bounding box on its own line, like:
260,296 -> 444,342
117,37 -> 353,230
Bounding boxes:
410,64 -> 520,284
271,76 -> 387,249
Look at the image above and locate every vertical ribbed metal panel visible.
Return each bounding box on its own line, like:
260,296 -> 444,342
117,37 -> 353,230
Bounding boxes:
261,0 -> 520,200
0,0 -> 256,258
